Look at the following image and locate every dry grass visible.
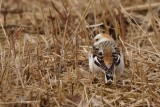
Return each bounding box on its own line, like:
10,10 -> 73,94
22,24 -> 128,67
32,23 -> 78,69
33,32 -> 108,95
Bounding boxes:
0,0 -> 160,107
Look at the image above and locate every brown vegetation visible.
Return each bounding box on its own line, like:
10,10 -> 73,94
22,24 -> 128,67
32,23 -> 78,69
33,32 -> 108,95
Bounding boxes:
0,0 -> 160,106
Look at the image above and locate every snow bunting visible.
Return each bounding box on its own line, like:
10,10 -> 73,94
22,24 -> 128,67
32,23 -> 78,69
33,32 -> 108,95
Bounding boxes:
89,33 -> 124,84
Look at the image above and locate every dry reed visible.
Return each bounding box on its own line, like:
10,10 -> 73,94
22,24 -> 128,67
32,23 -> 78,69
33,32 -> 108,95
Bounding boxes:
0,0 -> 160,107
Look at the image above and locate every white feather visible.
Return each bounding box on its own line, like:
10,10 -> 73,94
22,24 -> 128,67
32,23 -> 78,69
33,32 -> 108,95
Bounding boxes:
115,52 -> 124,76
88,52 -> 102,74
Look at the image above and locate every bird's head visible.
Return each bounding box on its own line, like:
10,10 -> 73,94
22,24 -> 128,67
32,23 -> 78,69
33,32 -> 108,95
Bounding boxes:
93,33 -> 114,46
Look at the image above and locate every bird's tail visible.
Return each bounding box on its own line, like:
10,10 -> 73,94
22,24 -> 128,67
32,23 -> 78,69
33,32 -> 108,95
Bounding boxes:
105,73 -> 113,85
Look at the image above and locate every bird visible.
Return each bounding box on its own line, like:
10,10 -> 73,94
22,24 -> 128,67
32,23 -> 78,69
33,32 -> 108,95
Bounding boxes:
89,33 -> 124,84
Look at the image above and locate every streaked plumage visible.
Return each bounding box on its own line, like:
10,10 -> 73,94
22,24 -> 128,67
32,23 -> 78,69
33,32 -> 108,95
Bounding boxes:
89,33 -> 124,84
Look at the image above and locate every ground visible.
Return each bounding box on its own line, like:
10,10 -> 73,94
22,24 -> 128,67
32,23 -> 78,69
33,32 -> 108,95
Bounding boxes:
0,0 -> 160,107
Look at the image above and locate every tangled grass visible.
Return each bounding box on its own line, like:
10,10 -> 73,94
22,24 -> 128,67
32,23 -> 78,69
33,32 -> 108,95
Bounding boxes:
0,0 -> 160,106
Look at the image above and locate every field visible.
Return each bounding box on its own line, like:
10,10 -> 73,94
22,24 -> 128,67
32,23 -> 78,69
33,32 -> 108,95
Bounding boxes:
0,0 -> 160,107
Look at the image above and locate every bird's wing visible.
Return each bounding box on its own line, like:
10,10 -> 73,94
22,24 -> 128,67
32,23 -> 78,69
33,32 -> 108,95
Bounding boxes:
92,43 -> 114,71
112,47 -> 121,66
93,45 -> 120,83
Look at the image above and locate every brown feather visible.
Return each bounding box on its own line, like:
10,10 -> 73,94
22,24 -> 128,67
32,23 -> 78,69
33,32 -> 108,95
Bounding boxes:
102,34 -> 115,42
104,46 -> 113,68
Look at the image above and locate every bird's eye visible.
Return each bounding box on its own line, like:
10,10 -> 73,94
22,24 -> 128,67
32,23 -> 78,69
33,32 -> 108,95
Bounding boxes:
95,39 -> 99,41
